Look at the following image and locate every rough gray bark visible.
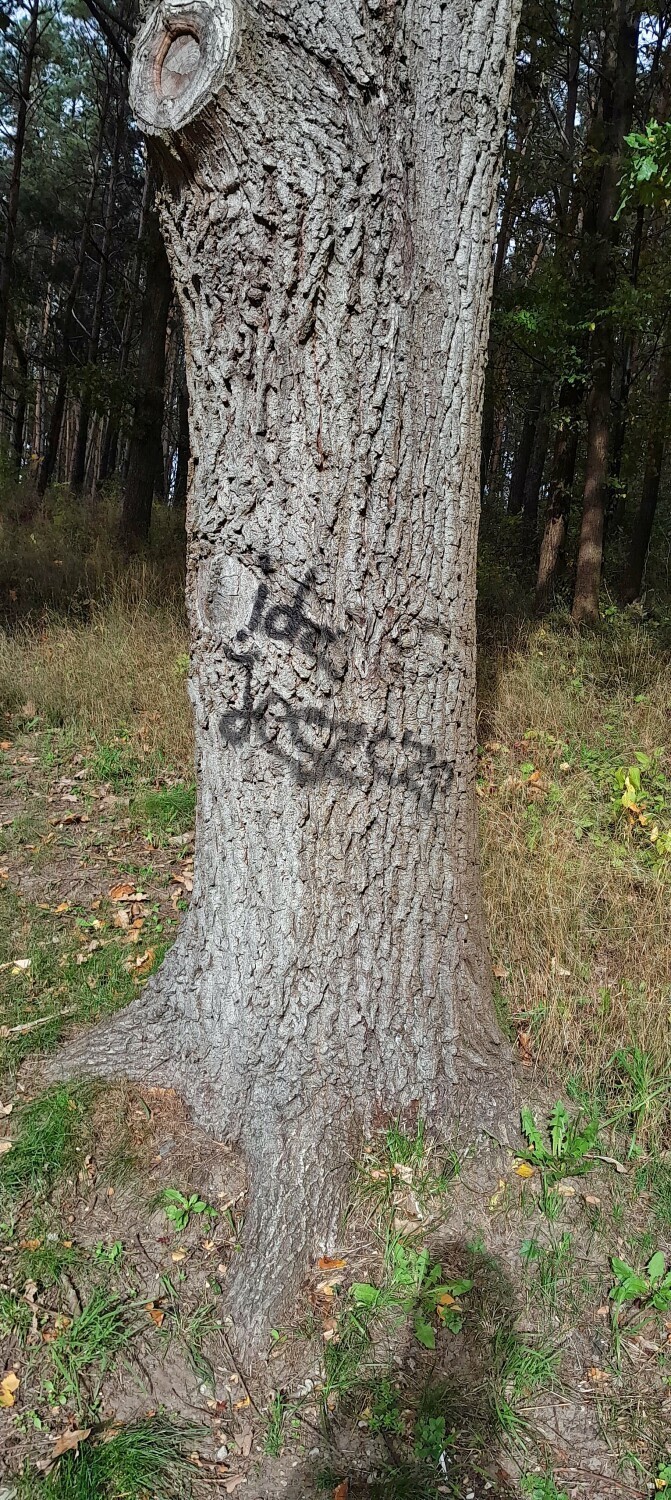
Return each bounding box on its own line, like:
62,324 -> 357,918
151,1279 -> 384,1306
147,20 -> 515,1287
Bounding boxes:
55,0 -> 520,1355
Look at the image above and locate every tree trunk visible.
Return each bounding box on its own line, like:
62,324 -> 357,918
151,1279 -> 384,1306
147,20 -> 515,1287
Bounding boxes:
71,98 -> 123,490
0,0 -> 39,400
56,0 -> 520,1355
37,106 -> 107,495
535,384 -> 580,610
9,319 -> 28,473
508,400 -> 537,514
119,212 -> 171,545
98,169 -> 153,488
522,379 -> 551,531
571,0 -> 641,626
620,317 -> 671,603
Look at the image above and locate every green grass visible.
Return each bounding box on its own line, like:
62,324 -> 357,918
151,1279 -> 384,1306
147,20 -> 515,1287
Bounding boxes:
0,888 -> 168,1077
0,1286 -> 32,1341
489,1330 -> 560,1436
521,1232 -> 578,1319
264,1390 -> 291,1456
158,1278 -> 220,1389
46,1288 -> 144,1416
16,1416 -> 202,1499
136,782 -> 196,841
0,1085 -> 93,1204
18,1230 -> 80,1288
635,1155 -> 671,1226
366,1463 -> 439,1500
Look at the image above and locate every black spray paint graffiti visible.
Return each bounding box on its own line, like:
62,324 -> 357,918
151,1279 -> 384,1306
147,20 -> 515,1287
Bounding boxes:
218,644 -> 453,809
235,573 -> 347,682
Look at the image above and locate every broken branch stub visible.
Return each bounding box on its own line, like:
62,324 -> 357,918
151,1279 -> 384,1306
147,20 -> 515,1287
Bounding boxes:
129,0 -> 237,136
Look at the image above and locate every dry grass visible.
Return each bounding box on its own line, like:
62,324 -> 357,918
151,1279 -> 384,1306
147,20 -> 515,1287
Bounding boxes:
0,580 -> 192,767
479,617 -> 671,1106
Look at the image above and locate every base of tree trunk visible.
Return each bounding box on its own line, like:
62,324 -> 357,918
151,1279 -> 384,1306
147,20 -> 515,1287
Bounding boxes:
50,917 -> 515,1358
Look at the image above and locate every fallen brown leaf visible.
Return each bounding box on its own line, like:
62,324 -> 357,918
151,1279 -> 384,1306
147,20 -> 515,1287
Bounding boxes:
52,1428 -> 91,1458
233,1395 -> 251,1410
334,1483 -> 349,1500
109,882 -> 136,901
146,1302 -> 165,1327
0,1370 -> 19,1406
517,1028 -> 533,1064
318,1256 -> 347,1271
134,948 -> 155,973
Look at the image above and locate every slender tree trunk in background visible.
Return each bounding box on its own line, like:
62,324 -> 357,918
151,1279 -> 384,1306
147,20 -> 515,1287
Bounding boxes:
530,2 -> 583,600
606,203 -> 644,536
572,0 -> 640,626
535,384 -> 580,610
492,48 -> 542,288
32,235 -> 58,470
98,169 -> 152,487
558,0 -> 583,222
621,317 -> 671,603
9,321 -> 28,473
37,108 -> 107,496
522,379 -> 551,531
508,398 -> 537,514
55,0 -> 521,1354
0,0 -> 39,403
120,212 -> 171,545
71,100 -> 123,490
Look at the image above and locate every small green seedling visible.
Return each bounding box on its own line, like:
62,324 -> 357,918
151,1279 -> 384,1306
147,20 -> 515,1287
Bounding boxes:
609,1250 -> 671,1365
368,1378 -> 405,1435
159,1189 -> 216,1232
518,1102 -> 599,1188
351,1240 -> 473,1349
521,1475 -> 569,1500
655,1462 -> 671,1498
414,1413 -> 448,1463
94,1239 -> 123,1265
